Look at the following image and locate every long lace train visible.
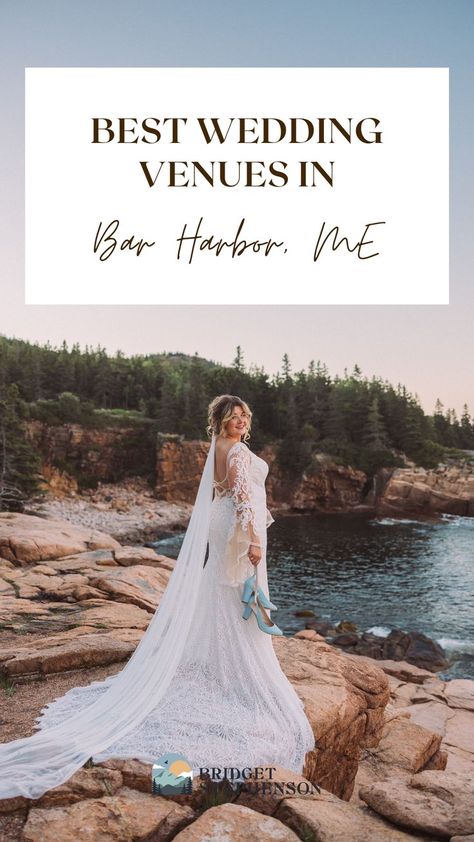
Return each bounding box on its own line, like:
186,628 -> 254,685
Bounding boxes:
34,496 -> 315,774
0,435 -> 315,799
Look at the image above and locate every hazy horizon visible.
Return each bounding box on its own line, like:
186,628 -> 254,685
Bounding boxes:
1,0 -> 472,417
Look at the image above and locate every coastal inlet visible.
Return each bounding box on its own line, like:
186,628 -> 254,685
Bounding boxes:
152,511 -> 474,681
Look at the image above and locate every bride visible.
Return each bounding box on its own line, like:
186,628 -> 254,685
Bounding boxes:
0,394 -> 315,800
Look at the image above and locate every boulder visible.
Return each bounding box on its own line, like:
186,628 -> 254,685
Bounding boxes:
444,678 -> 474,711
382,630 -> 449,672
350,711 -> 448,805
88,566 -> 170,612
114,546 -> 170,567
172,802 -> 301,841
0,632 -> 138,678
234,765 -> 320,815
77,600 -> 152,630
359,769 -> 474,838
404,702 -> 474,773
366,716 -> 444,774
41,549 -> 118,571
21,786 -> 195,841
0,513 -> 120,566
275,786 -> 436,841
329,628 -> 449,672
99,758 -> 153,794
35,766 -> 123,807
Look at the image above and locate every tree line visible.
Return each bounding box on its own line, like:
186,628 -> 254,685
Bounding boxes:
0,335 -> 472,510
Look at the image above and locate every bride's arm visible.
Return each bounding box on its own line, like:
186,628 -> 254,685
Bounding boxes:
227,443 -> 262,553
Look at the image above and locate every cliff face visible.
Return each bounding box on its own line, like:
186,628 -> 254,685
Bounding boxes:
155,437 -> 209,503
25,424 -> 474,519
260,445 -> 368,513
25,420 -> 154,488
154,438 -> 474,519
154,437 -> 369,513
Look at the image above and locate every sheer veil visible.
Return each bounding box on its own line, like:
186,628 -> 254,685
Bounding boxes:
0,434 -> 217,800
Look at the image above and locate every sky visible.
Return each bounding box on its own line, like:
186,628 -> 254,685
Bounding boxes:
1,0 -> 473,416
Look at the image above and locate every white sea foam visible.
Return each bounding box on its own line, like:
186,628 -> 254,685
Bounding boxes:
437,637 -> 474,653
371,517 -> 428,526
440,514 -> 474,528
365,626 -> 391,637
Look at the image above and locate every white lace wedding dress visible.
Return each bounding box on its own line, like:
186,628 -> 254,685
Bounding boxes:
0,437 -> 315,798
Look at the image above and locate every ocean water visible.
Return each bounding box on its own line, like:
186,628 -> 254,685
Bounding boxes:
151,512 -> 474,680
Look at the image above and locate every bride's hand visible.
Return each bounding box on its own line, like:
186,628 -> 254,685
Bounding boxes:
248,543 -> 262,566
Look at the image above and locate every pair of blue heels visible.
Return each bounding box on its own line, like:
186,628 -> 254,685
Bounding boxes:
241,572 -> 284,636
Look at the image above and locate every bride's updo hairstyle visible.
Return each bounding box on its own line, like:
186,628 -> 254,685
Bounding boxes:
207,394 -> 252,442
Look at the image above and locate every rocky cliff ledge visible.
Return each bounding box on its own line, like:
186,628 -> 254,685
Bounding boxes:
373,463 -> 474,518
155,436 -> 474,520
154,436 -> 369,513
1,514 -> 473,840
25,423 -> 474,521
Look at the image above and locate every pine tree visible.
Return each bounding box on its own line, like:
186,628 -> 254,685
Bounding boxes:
232,345 -> 245,373
278,389 -> 311,476
321,387 -> 346,447
351,363 -> 363,381
364,395 -> 389,450
156,371 -> 178,433
282,353 -> 292,381
460,404 -> 474,448
0,385 -> 43,511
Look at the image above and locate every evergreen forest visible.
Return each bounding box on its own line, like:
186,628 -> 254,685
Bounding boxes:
1,335 -> 472,510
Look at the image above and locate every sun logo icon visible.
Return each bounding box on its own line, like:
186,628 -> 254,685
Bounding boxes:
152,752 -> 193,795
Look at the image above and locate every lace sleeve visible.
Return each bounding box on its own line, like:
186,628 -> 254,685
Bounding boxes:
227,443 -> 260,545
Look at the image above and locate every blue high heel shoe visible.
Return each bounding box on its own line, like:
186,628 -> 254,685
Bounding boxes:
241,573 -> 278,611
242,592 -> 284,636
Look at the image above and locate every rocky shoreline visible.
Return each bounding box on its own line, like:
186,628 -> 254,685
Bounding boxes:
26,476 -> 319,545
0,512 -> 473,840
27,477 -> 193,544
